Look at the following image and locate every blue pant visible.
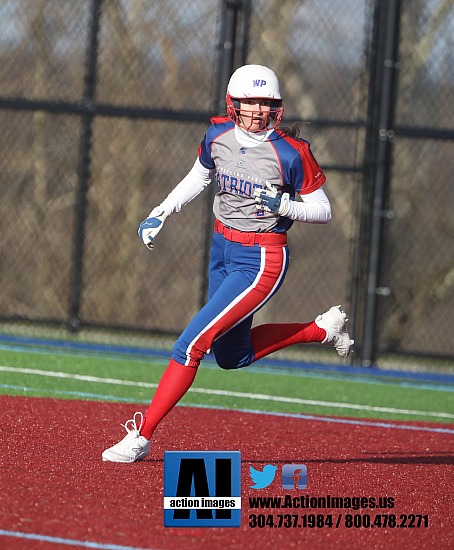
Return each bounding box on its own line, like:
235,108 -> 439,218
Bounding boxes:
172,231 -> 289,368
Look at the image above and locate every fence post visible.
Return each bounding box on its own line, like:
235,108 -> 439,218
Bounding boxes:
199,0 -> 245,307
68,0 -> 103,331
360,0 -> 402,365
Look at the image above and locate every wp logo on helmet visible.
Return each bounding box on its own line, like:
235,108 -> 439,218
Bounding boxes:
253,79 -> 267,87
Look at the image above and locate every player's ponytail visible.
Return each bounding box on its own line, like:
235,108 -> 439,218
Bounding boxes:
279,121 -> 312,140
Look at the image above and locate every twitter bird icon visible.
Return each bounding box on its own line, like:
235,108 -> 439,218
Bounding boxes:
249,464 -> 277,489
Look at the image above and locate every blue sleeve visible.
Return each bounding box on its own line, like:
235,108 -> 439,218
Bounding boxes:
198,118 -> 235,170
271,131 -> 326,194
198,133 -> 215,170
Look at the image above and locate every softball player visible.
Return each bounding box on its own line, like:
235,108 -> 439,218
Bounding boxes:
102,64 -> 353,462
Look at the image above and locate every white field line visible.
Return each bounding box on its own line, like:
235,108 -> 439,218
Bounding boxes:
1,365 -> 453,419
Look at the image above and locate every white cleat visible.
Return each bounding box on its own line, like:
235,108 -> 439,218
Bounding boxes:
315,305 -> 354,357
102,412 -> 150,463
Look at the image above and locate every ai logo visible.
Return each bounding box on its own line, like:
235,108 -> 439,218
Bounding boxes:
163,451 -> 241,527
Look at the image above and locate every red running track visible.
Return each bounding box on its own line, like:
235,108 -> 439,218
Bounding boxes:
0,396 -> 453,549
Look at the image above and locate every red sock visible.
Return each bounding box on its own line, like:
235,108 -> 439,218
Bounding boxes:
251,321 -> 326,362
140,358 -> 198,440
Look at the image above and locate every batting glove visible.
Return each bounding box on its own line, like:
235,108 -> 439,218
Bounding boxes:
138,207 -> 167,250
254,181 -> 291,216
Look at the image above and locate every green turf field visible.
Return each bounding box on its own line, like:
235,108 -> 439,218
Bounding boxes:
1,343 -> 453,425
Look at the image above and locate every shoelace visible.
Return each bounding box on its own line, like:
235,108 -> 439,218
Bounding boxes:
121,411 -> 145,437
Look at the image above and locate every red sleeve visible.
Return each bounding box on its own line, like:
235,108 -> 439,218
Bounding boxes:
294,140 -> 326,195
210,115 -> 231,125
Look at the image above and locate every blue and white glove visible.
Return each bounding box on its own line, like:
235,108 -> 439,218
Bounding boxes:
138,207 -> 167,250
254,181 -> 291,216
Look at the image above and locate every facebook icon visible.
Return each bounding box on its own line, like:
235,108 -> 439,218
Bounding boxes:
281,464 -> 307,490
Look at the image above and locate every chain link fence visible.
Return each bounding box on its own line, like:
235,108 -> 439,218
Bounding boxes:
0,0 -> 453,369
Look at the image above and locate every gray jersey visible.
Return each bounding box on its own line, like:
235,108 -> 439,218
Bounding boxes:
199,117 -> 326,233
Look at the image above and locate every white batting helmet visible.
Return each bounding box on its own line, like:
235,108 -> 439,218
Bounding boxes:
226,64 -> 284,127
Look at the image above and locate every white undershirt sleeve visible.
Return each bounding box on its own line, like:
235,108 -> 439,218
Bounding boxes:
285,187 -> 332,224
157,158 -> 214,216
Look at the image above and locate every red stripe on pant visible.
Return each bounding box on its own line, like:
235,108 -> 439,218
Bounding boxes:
184,245 -> 288,367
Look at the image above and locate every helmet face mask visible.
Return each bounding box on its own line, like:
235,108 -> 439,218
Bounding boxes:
226,96 -> 283,131
226,65 -> 284,131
